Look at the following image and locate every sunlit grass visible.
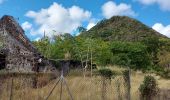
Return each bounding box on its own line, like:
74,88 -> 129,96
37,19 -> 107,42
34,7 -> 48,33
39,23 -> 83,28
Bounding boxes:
0,67 -> 169,100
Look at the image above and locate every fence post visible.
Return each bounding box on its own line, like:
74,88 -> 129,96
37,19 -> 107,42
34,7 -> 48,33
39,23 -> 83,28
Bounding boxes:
123,69 -> 131,100
115,78 -> 122,100
128,68 -> 131,100
9,77 -> 13,100
101,76 -> 106,100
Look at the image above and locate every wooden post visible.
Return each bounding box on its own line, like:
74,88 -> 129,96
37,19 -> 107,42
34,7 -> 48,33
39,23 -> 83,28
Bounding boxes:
9,77 -> 13,100
126,68 -> 131,100
128,68 -> 131,100
123,68 -> 131,100
101,77 -> 107,100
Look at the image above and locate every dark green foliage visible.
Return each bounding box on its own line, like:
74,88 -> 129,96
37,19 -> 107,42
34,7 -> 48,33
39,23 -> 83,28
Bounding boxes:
111,41 -> 151,69
80,16 -> 166,41
111,54 -> 129,66
142,37 -> 160,53
32,16 -> 170,73
142,37 -> 161,65
33,37 -> 51,58
98,68 -> 114,79
139,76 -> 159,100
33,35 -> 164,71
78,16 -> 170,71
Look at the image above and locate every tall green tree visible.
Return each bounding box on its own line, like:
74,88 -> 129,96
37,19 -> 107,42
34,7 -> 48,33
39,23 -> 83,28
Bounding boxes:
142,37 -> 161,65
110,41 -> 151,70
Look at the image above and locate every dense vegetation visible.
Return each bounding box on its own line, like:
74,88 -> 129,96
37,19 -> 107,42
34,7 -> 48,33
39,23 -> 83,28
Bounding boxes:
33,16 -> 170,76
80,16 -> 166,41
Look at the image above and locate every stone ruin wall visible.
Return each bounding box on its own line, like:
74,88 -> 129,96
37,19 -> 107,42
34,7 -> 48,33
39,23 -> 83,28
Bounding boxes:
0,15 -> 56,73
0,30 -> 34,72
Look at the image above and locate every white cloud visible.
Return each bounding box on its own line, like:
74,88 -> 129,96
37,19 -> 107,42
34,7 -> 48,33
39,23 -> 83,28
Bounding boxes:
25,2 -> 91,37
102,1 -> 136,19
152,23 -> 170,37
137,0 -> 170,11
87,22 -> 96,30
21,21 -> 32,30
0,0 -> 5,4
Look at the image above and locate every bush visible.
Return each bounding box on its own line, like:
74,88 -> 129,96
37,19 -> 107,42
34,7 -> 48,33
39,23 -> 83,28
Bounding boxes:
139,76 -> 159,100
98,68 -> 115,79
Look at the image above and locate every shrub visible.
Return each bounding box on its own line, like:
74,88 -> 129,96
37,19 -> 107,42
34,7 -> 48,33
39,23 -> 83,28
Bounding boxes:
98,68 -> 115,79
139,76 -> 159,100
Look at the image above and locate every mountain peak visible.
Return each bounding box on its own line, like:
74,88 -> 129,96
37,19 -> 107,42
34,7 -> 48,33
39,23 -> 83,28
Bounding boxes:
80,16 -> 167,41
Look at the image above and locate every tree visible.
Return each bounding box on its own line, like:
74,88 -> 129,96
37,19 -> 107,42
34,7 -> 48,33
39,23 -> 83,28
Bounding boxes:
94,40 -> 112,65
142,37 -> 161,65
110,41 -> 151,70
51,33 -> 75,60
33,36 -> 51,58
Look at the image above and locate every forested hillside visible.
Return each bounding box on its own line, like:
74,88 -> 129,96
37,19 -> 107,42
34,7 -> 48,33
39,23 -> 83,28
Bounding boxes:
80,16 -> 166,41
33,16 -> 170,77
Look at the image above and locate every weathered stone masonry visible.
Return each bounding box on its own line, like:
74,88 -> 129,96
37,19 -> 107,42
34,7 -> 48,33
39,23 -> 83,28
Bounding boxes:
0,15 -> 56,72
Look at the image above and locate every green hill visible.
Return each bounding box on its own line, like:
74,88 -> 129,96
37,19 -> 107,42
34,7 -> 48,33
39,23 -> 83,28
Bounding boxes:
80,16 -> 167,41
33,16 -> 170,77
78,16 -> 170,76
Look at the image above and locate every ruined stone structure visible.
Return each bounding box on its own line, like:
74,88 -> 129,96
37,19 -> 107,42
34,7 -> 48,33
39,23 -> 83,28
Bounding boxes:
0,15 -> 56,72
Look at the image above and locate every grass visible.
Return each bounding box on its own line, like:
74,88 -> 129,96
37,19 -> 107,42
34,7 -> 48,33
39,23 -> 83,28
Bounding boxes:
0,67 -> 169,100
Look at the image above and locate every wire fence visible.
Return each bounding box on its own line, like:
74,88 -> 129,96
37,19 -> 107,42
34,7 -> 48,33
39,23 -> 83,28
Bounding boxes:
0,71 -> 169,100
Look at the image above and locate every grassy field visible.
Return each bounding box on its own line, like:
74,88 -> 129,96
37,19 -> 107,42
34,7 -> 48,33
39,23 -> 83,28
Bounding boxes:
0,67 -> 170,100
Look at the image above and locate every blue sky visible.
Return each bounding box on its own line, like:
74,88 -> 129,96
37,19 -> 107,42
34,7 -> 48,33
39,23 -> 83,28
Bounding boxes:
0,0 -> 170,40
